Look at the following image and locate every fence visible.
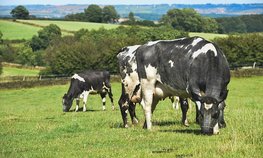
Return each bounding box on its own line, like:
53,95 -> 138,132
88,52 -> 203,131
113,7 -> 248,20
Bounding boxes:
0,69 -> 262,90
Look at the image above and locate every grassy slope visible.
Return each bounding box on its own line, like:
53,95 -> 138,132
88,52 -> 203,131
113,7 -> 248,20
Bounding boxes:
0,19 -> 228,40
17,20 -> 119,32
0,20 -> 41,40
0,77 -> 262,157
1,67 -> 40,76
189,32 -> 228,40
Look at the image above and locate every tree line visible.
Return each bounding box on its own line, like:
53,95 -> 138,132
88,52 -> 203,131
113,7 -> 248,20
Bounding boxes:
9,5 -> 263,33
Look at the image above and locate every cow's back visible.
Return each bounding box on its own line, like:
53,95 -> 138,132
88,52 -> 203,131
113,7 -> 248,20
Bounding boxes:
136,37 -> 230,99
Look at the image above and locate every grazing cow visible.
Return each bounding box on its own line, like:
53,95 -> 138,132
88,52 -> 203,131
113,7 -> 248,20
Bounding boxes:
117,45 -> 190,128
62,71 -> 114,112
119,37 -> 230,134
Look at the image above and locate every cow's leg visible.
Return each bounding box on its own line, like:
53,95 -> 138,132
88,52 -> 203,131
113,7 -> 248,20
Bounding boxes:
195,101 -> 202,125
108,88 -> 115,110
143,96 -> 159,129
179,97 -> 189,127
141,79 -> 155,130
219,101 -> 226,128
118,93 -> 129,128
128,102 -> 138,124
82,92 -> 89,112
100,92 -> 107,111
75,97 -> 80,112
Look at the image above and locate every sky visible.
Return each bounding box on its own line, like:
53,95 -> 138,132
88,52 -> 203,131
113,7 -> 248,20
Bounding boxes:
0,0 -> 262,5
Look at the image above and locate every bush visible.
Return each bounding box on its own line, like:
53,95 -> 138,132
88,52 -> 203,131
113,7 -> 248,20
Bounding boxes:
42,26 -> 188,75
213,33 -> 263,68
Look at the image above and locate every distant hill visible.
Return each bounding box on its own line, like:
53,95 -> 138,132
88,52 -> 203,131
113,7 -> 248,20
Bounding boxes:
0,3 -> 263,20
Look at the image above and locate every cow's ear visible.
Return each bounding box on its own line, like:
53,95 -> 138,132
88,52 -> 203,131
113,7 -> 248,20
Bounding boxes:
219,90 -> 228,103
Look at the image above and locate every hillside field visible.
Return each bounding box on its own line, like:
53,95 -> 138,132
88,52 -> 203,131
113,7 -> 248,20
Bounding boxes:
1,66 -> 40,76
0,19 -> 228,40
0,76 -> 262,157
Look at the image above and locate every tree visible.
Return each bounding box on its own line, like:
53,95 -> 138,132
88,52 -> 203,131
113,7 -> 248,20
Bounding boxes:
160,8 -> 219,33
30,24 -> 61,51
128,12 -> 136,23
102,5 -> 119,23
85,4 -> 103,23
10,5 -> 29,19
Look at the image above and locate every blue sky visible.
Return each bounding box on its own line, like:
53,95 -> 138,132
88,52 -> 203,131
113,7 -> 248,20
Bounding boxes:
0,0 -> 262,5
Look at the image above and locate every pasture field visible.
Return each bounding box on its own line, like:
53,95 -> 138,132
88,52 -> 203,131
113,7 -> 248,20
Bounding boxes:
0,19 -> 229,40
0,76 -> 262,158
0,20 -> 41,40
189,32 -> 228,40
1,66 -> 40,76
17,20 -> 119,32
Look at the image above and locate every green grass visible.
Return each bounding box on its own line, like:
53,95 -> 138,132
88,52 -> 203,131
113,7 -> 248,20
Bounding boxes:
1,67 -> 40,76
0,76 -> 262,157
0,20 -> 41,40
189,32 -> 228,40
17,20 -> 119,32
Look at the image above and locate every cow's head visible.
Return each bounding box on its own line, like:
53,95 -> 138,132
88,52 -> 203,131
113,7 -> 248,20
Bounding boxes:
117,45 -> 142,103
62,94 -> 74,112
193,90 -> 228,135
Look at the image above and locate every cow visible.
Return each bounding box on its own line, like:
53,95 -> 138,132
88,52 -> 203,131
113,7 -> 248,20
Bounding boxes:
119,37 -> 230,135
62,71 -> 114,112
117,45 -> 190,128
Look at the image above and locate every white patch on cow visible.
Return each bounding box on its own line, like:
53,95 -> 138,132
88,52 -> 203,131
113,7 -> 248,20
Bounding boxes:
146,38 -> 186,46
204,103 -> 213,110
191,37 -> 203,46
146,40 -> 160,46
72,74 -> 85,82
196,101 -> 201,110
192,43 -> 217,59
127,45 -> 141,54
144,64 -> 158,80
213,123 -> 220,135
82,91 -> 89,112
168,60 -> 174,67
102,97 -> 106,103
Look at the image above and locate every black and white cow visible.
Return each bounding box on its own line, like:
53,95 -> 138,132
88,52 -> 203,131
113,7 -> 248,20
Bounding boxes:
117,45 -> 190,128
62,71 -> 114,112
118,37 -> 230,134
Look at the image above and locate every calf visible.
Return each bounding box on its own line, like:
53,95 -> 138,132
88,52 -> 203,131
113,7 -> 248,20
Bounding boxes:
62,71 -> 114,112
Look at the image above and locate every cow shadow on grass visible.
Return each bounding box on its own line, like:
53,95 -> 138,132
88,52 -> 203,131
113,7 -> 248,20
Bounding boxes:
152,120 -> 180,126
159,129 -> 201,135
69,107 -> 101,112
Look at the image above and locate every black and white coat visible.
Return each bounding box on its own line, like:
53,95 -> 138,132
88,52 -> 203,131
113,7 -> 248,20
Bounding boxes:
62,71 -> 114,112
118,37 -> 230,134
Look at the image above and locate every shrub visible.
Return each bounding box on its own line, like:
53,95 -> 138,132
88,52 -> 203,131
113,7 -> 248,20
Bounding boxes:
213,33 -> 263,68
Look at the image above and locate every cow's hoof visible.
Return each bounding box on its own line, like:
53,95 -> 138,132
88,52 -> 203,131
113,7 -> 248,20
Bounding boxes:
83,108 -> 86,112
132,118 -> 139,124
183,120 -> 189,127
112,106 -> 115,111
124,124 -> 129,128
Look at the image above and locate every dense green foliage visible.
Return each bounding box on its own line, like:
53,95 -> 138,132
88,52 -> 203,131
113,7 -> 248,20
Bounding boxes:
160,8 -> 219,33
10,5 -> 29,19
0,77 -> 263,157
65,5 -> 119,23
43,26 -> 187,75
213,33 -> 263,67
30,24 -> 62,51
216,14 -> 263,33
